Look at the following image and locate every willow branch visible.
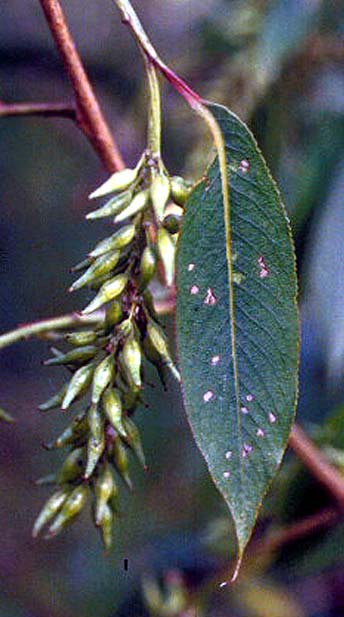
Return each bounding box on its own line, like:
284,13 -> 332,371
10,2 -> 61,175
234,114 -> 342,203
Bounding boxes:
0,312 -> 105,351
210,506 -> 341,591
0,101 -> 77,120
259,506 -> 339,555
39,0 -> 124,172
289,424 -> 344,507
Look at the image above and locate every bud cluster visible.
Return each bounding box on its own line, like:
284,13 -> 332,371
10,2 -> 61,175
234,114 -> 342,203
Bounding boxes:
34,153 -> 191,548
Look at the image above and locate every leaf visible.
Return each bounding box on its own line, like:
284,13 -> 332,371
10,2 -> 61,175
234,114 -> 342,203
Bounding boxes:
176,103 -> 299,574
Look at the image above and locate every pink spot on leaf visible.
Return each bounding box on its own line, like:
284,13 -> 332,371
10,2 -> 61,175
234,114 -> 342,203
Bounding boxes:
268,412 -> 277,424
239,159 -> 250,173
242,443 -> 253,458
211,355 -> 220,366
204,288 -> 217,306
258,256 -> 269,278
190,285 -> 200,295
256,428 -> 265,437
203,390 -> 215,403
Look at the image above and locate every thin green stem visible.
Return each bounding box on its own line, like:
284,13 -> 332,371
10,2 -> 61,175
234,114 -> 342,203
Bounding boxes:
0,312 -> 104,350
113,0 -> 202,109
145,57 -> 162,156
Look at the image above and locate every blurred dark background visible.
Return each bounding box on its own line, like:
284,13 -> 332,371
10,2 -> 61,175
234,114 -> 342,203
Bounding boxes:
1,1 -> 344,615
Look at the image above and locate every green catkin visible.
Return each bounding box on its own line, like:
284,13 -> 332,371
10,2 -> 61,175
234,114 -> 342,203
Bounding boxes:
34,145 -> 190,545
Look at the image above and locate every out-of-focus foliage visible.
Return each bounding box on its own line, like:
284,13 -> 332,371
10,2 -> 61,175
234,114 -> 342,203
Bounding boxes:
0,1 -> 343,616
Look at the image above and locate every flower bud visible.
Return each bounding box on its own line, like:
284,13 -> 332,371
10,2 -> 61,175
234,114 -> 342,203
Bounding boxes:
138,246 -> 157,291
70,251 -> 120,292
89,224 -> 135,259
0,407 -> 16,423
98,502 -> 113,551
35,473 -> 57,486
146,321 -> 180,382
122,416 -> 146,469
32,487 -> 70,537
46,412 -> 88,449
45,484 -> 88,538
82,274 -> 128,315
38,383 -> 68,412
105,301 -> 122,329
84,404 -> 105,479
91,354 -> 115,404
87,190 -> 132,220
150,172 -> 170,222
143,289 -> 158,319
102,387 -> 127,438
89,168 -> 138,199
111,435 -> 132,490
117,317 -> 134,338
71,257 -> 93,273
114,189 -> 150,223
122,385 -> 142,411
44,346 -> 98,367
170,176 -> 191,206
120,338 -> 142,388
143,336 -> 169,389
156,228 -> 175,287
62,362 -> 95,410
94,463 -> 115,525
57,447 -> 85,484
65,331 -> 98,346
163,213 -> 182,235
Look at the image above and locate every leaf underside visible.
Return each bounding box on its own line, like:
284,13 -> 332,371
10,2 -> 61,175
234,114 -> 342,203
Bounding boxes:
176,103 -> 299,568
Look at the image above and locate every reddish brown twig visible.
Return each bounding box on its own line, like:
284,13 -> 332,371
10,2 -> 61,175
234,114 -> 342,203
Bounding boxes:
0,101 -> 76,119
289,424 -> 344,507
260,506 -> 340,554
39,0 -> 124,172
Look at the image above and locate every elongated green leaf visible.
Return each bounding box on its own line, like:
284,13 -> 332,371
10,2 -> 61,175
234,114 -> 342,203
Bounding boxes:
176,103 -> 299,574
